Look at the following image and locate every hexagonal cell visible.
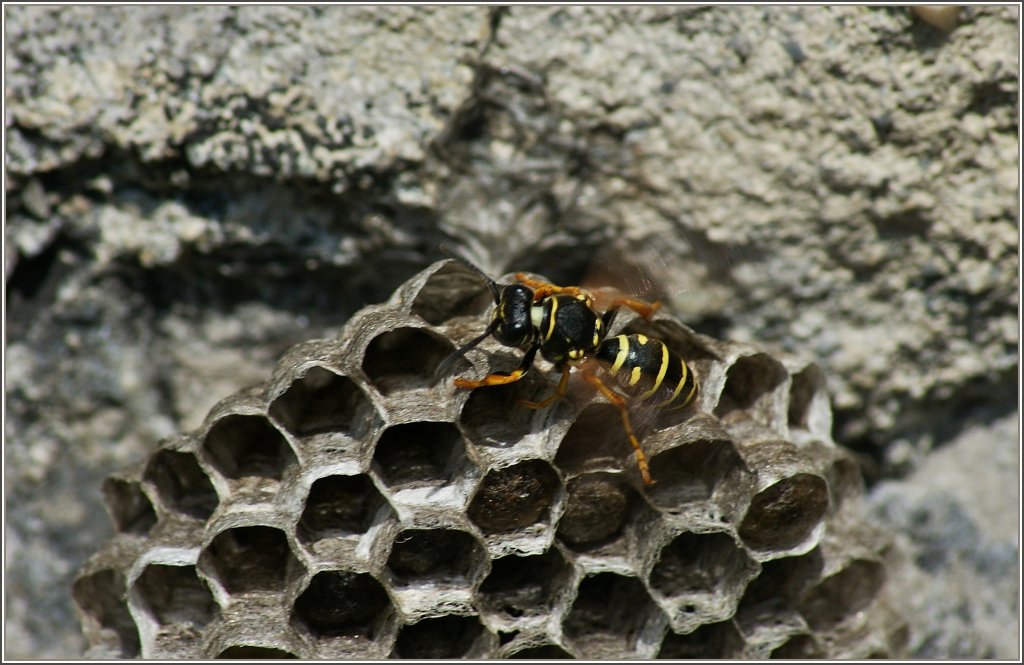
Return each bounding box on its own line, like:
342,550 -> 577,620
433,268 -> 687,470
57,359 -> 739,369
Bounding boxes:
563,572 -> 661,659
133,564 -> 217,627
458,369 -> 560,449
713,354 -> 788,424
787,364 -> 826,430
292,570 -> 392,640
557,472 -> 637,550
200,526 -> 302,595
298,474 -> 389,542
202,414 -> 296,482
648,531 -> 758,619
392,614 -> 485,659
467,460 -> 561,533
657,620 -> 745,658
362,327 -> 458,394
102,478 -> 157,534
386,528 -> 486,586
73,569 -> 140,658
410,260 -> 493,325
143,450 -> 219,521
478,549 -> 572,620
738,473 -> 829,553
646,438 -> 743,510
216,645 -> 298,658
770,633 -> 824,659
554,403 -> 643,478
269,367 -> 379,441
372,421 -> 465,487
506,644 -> 574,659
826,457 -> 864,513
798,558 -> 886,631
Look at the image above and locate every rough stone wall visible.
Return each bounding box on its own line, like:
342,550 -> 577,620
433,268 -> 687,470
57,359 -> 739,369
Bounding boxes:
4,5 -> 1018,659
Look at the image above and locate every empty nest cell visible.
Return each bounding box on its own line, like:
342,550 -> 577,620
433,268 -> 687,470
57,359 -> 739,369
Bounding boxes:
73,568 -> 140,658
478,549 -> 572,620
713,353 -> 788,425
409,260 -> 493,325
269,367 -> 378,440
506,643 -> 574,659
202,414 -> 296,482
787,364 -> 826,431
133,564 -> 217,628
648,532 -> 758,606
143,450 -> 218,521
391,614 -> 484,659
467,459 -> 561,533
458,369 -> 560,449
362,327 -> 458,394
372,421 -> 464,487
657,620 -> 745,659
292,570 -> 392,640
216,645 -> 298,659
199,525 -> 301,595
797,558 -> 886,631
554,403 -> 642,478
298,474 -> 390,541
102,478 -> 157,535
386,528 -> 486,586
645,437 -> 743,510
563,572 -> 662,659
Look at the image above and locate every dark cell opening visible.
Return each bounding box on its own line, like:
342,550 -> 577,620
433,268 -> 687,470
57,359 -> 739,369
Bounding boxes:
392,614 -> 483,659
134,564 -> 217,626
298,474 -> 388,540
269,367 -> 376,439
102,478 -> 157,534
202,414 -> 295,481
202,526 -> 297,594
144,450 -> 218,520
292,570 -> 392,639
373,421 -> 464,487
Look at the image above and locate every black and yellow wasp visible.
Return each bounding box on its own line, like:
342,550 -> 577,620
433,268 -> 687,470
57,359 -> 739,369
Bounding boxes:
437,249 -> 698,485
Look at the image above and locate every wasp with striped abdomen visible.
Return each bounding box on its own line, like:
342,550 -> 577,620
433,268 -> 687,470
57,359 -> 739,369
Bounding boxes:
436,249 -> 698,485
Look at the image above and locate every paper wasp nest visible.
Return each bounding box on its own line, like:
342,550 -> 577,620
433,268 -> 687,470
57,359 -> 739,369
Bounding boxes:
74,259 -> 907,659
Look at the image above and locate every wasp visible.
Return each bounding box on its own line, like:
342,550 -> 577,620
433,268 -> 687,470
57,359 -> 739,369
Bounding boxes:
436,249 -> 698,485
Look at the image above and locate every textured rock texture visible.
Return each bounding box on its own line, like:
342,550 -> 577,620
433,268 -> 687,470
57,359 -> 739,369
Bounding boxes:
4,5 -> 1018,659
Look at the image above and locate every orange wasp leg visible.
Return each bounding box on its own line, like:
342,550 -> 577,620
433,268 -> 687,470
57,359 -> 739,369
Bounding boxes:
580,369 -> 655,486
518,365 -> 571,409
606,295 -> 662,318
453,347 -> 538,389
514,273 -> 586,302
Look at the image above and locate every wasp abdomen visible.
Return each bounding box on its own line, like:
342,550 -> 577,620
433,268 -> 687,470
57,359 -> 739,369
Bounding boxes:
595,334 -> 697,408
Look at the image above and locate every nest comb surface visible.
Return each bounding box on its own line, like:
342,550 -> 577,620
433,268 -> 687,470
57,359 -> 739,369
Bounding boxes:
74,258 -> 907,659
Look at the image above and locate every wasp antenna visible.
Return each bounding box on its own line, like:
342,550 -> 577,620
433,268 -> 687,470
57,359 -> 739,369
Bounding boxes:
440,243 -> 502,304
434,322 -> 498,382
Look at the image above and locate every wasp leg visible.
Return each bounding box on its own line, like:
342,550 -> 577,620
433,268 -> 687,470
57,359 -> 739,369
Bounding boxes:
514,273 -> 585,302
605,296 -> 661,318
580,370 -> 654,486
518,365 -> 571,409
454,346 -> 538,389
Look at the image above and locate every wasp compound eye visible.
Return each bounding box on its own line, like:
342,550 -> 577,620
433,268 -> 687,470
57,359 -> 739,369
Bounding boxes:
492,284 -> 534,347
76,258 -> 906,659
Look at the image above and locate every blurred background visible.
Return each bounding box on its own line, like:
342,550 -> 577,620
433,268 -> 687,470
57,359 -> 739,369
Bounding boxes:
4,5 -> 1018,658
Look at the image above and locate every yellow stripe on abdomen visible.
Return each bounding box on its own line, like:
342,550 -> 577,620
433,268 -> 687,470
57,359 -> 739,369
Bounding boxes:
639,341 -> 670,400
608,335 -> 629,374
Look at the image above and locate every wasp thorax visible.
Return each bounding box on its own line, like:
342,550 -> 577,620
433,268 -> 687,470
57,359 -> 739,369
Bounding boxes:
491,284 -> 534,347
